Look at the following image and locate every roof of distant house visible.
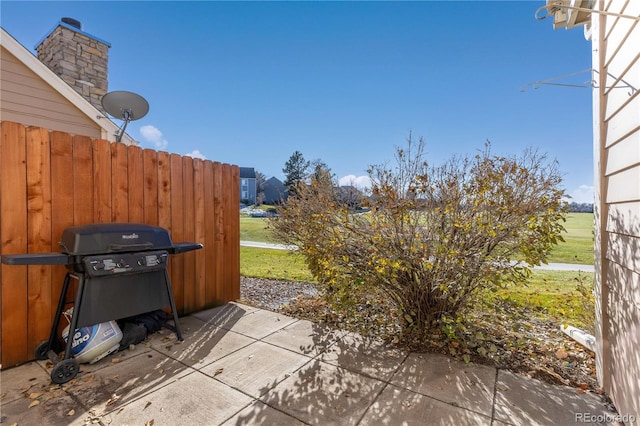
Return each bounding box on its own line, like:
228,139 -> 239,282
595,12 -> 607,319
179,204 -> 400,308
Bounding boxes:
239,167 -> 256,179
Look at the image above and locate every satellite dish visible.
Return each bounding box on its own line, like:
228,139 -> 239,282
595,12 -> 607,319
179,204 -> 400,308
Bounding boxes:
101,91 -> 149,142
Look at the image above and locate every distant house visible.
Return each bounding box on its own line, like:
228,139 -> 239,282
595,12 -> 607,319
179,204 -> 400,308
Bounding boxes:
263,177 -> 287,205
239,167 -> 257,205
336,185 -> 363,209
0,20 -> 135,144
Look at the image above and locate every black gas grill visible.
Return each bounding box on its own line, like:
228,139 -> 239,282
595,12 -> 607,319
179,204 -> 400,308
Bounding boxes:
1,223 -> 202,384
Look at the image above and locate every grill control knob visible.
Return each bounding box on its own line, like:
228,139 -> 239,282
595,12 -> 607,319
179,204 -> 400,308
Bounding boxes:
92,262 -> 105,271
137,258 -> 145,266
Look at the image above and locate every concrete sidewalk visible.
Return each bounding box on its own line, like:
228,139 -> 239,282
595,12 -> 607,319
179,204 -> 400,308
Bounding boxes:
1,303 -> 617,425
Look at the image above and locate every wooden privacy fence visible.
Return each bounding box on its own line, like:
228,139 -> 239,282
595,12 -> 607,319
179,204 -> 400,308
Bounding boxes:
0,121 -> 240,368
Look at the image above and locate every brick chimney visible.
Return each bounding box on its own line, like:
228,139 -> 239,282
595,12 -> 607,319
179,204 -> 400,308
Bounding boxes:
36,18 -> 110,114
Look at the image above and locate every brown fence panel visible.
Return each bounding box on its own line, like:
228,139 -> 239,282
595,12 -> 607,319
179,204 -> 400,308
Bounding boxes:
143,149 -> 158,226
193,159 -> 206,310
228,165 -> 240,301
26,127 -> 53,356
0,123 -> 239,367
169,153 -> 185,313
182,156 -> 196,313
203,161 -> 216,305
1,122 -> 28,366
50,132 -> 75,314
72,135 -> 94,225
127,145 -> 144,223
222,164 -> 240,302
93,139 -> 112,223
212,162 -> 224,303
157,151 -> 171,231
111,142 -> 129,222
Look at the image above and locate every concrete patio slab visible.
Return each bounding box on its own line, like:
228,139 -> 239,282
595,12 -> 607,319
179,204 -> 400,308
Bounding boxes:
0,361 -> 49,404
200,340 -> 311,398
0,303 -> 621,426
102,370 -> 254,426
494,369 -> 616,426
191,302 -> 257,326
150,322 -> 256,369
319,332 -> 409,381
359,383 -> 493,425
389,352 -> 496,417
222,400 -> 307,425
218,308 -> 298,340
0,384 -> 87,426
262,318 -> 344,357
61,350 -> 193,417
260,358 -> 387,425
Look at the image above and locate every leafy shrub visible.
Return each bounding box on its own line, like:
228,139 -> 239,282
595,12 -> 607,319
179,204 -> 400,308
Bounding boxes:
271,136 -> 567,341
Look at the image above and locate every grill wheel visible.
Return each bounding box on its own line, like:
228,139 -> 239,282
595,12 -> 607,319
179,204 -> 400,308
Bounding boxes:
51,359 -> 79,384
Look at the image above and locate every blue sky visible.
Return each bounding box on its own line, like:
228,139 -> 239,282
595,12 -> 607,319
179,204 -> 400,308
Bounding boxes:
2,1 -> 595,202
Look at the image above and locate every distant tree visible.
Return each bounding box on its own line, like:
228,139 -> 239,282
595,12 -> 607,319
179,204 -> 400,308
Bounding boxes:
283,151 -> 310,195
255,170 -> 267,205
568,202 -> 593,213
310,159 -> 333,181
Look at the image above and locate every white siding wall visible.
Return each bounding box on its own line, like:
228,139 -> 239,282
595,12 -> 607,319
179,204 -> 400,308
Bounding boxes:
593,0 -> 640,422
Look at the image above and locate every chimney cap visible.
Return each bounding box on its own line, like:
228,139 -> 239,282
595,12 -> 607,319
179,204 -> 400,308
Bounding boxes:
61,17 -> 82,30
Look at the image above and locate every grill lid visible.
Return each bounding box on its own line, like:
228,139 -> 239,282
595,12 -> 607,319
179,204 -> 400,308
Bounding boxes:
59,223 -> 173,255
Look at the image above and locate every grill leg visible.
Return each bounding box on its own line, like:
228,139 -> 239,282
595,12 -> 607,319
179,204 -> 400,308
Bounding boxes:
164,269 -> 183,341
47,273 -> 73,354
63,274 -> 86,360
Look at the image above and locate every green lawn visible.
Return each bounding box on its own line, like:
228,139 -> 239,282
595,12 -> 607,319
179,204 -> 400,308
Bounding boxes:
491,270 -> 595,331
547,213 -> 594,265
240,217 -> 275,242
240,246 -> 315,282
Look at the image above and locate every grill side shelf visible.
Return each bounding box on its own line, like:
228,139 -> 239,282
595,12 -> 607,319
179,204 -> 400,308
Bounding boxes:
169,242 -> 203,254
1,253 -> 72,265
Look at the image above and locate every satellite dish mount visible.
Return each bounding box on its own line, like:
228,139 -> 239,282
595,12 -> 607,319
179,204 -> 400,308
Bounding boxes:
101,91 -> 149,142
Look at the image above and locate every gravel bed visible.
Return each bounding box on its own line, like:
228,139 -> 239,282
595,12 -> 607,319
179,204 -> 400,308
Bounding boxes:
240,276 -> 318,311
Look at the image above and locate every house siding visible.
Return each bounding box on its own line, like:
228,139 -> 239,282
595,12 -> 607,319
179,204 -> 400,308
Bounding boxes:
593,0 -> 640,421
0,46 -> 102,138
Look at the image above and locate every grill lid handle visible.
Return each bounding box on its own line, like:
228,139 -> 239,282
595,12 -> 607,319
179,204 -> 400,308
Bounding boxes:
108,242 -> 154,252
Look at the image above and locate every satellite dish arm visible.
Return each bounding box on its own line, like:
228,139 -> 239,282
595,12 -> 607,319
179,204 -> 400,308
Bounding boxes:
116,109 -> 132,142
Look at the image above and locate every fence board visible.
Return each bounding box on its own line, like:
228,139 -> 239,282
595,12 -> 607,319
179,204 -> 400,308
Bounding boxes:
157,152 -> 171,231
193,159 -> 206,309
111,142 -> 129,222
127,145 -> 144,223
228,165 -> 240,301
72,136 -> 94,224
212,162 -> 224,303
1,122 -> 28,367
203,162 -> 216,304
222,164 -> 235,302
50,132 -> 75,319
93,139 -> 112,223
143,149 -> 158,226
26,126 -> 52,357
169,154 -> 184,314
0,123 -> 239,366
182,156 -> 196,313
